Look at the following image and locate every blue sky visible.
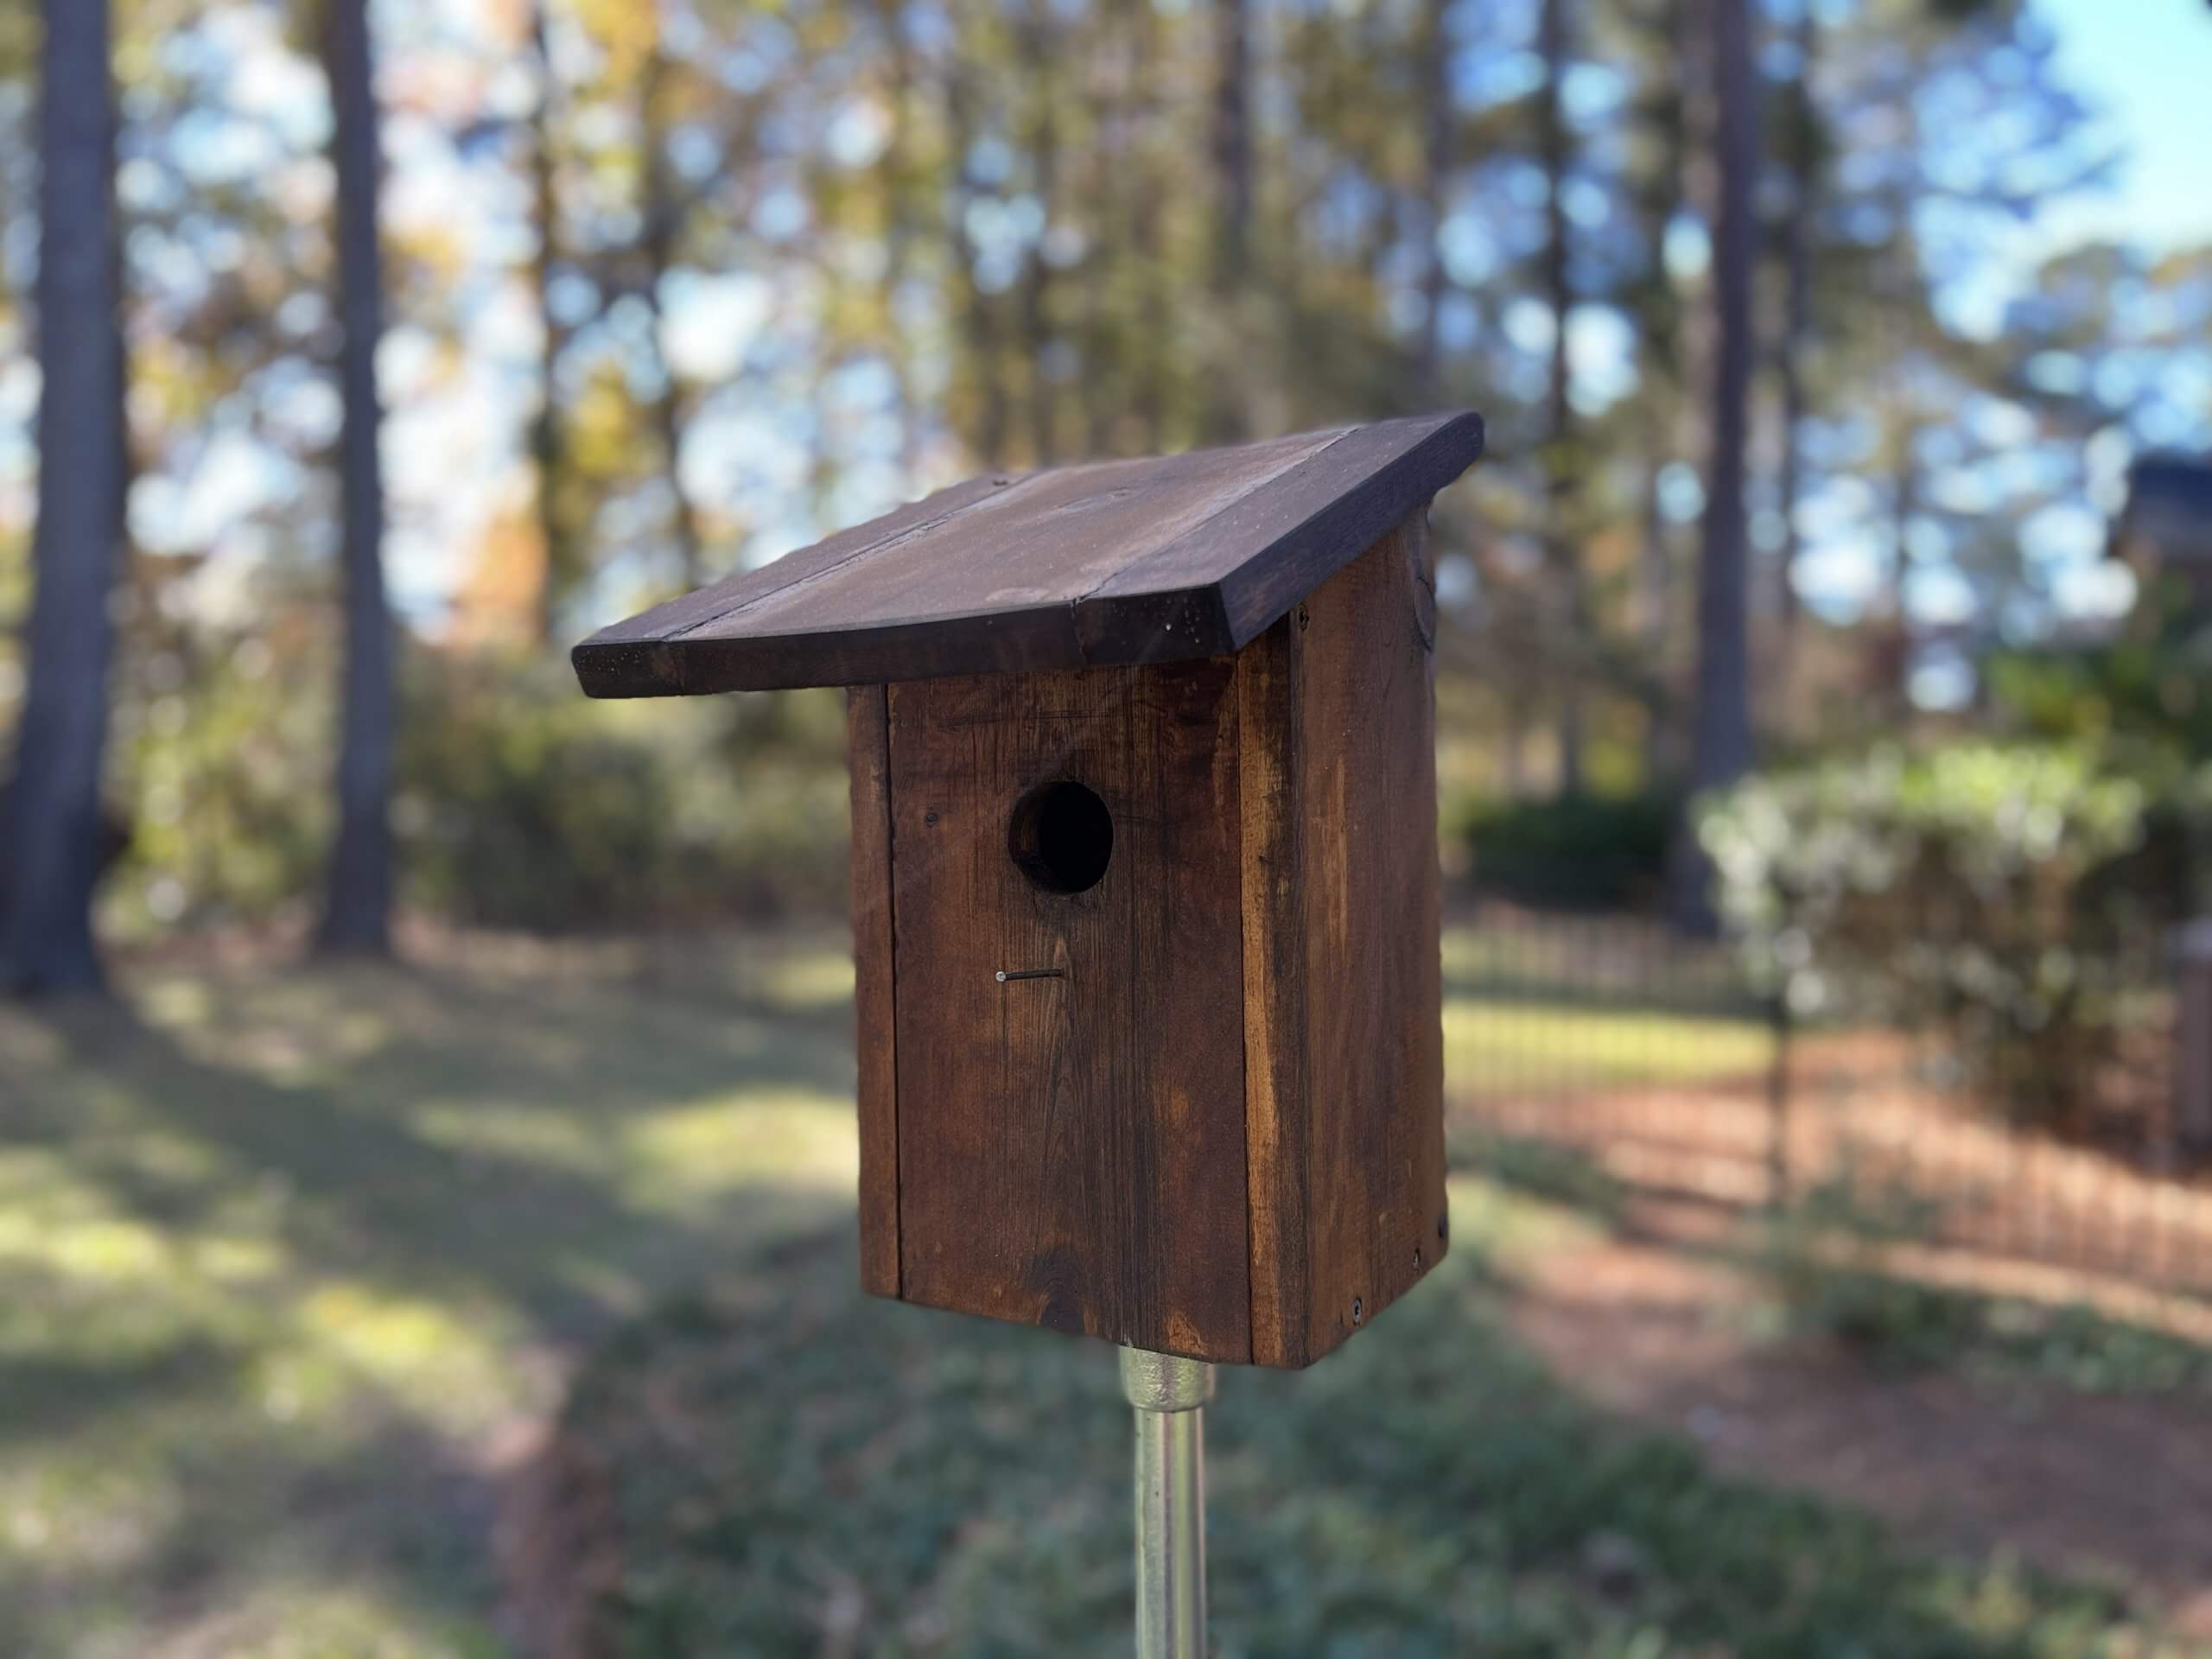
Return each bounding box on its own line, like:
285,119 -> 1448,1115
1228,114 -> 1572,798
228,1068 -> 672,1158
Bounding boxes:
2029,0 -> 2212,257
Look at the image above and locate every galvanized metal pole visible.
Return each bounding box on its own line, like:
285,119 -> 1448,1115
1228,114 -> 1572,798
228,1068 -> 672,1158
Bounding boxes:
1119,1347 -> 1212,1659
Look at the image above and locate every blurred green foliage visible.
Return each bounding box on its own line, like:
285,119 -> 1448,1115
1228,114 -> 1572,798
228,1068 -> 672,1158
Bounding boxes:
103,626 -> 338,938
99,646 -> 853,938
562,1180 -> 2164,1657
394,653 -> 849,931
1701,743 -> 2164,1129
1760,1189 -> 2212,1395
1451,786 -> 1682,912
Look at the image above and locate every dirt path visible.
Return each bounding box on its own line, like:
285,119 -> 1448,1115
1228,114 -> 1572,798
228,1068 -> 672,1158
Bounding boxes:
1503,1218 -> 2212,1633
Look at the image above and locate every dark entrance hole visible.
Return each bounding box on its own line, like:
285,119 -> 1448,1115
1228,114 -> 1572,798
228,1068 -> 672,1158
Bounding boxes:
1008,780 -> 1114,894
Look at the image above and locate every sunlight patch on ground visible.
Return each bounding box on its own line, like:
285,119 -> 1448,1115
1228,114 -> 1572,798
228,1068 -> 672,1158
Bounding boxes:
0,938 -> 866,1657
1443,997 -> 1771,1090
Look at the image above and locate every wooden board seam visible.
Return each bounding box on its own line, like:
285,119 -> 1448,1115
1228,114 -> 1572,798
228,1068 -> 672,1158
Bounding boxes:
666,476 -> 1028,644
879,694 -> 905,1299
1065,428 -> 1355,617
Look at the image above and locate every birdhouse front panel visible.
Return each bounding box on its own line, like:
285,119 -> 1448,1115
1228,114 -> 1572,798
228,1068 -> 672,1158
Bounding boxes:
843,520 -> 1446,1368
880,658 -> 1253,1362
577,411 -> 1484,1371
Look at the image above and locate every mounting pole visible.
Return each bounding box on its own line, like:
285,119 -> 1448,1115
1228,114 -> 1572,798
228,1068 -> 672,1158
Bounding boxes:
1119,1347 -> 1212,1659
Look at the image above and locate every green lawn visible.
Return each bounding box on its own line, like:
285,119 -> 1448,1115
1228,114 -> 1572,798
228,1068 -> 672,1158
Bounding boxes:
0,928 -> 2187,1656
0,933 -> 864,1657
563,1179 -> 2183,1658
1440,918 -> 1777,1096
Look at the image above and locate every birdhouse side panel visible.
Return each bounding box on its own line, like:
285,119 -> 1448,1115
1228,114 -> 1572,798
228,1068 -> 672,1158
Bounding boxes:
845,684 -> 903,1300
882,662 -> 1254,1363
1239,518 -> 1448,1369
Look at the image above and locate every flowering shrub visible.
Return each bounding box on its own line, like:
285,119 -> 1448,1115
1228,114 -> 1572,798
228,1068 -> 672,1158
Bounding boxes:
1700,744 -> 2158,1129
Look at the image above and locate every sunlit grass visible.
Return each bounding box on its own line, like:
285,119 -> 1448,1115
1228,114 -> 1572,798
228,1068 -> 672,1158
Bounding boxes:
561,1176 -> 2187,1656
0,922 -> 2170,1655
1444,998 -> 1773,1090
0,935 -> 862,1657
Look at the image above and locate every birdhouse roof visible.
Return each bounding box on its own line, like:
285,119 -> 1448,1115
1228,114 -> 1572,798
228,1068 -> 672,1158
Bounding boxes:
572,410 -> 1483,696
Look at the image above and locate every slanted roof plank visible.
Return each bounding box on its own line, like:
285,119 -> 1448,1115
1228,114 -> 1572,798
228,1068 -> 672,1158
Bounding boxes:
573,410 -> 1483,696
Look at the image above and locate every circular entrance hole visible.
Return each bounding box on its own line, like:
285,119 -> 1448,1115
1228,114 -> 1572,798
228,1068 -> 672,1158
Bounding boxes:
1008,780 -> 1114,894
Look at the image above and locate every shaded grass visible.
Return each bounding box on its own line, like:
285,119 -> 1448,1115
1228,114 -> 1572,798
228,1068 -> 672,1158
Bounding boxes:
0,922 -> 2190,1656
0,932 -> 862,1658
1762,1255 -> 2212,1394
1445,999 -> 1774,1093
1461,1131 -> 2212,1402
1441,914 -> 1765,1018
1439,918 -> 1777,1097
560,1179 -> 2194,1659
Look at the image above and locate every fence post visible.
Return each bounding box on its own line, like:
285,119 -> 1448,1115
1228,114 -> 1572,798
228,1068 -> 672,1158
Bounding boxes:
2175,919 -> 2212,1156
1765,984 -> 1791,1211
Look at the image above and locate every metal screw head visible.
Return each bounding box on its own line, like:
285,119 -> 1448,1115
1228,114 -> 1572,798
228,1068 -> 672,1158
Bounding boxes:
1350,1296 -> 1363,1325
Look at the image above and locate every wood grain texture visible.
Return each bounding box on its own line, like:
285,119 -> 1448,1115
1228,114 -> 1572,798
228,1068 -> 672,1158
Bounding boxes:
1236,610 -> 1309,1367
845,685 -> 901,1299
1084,410 -> 1484,656
1239,520 -> 1447,1367
885,661 -> 1252,1362
573,413 -> 1483,696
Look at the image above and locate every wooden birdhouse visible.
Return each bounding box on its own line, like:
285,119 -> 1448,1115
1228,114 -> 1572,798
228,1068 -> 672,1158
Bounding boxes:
575,410 -> 1484,1370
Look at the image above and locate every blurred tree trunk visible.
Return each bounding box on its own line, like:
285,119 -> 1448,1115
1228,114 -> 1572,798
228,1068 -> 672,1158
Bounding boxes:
1539,0 -> 1584,795
874,0 -> 922,479
1213,0 -> 1251,292
1015,0 -> 1060,465
945,56 -> 1008,467
3,0 -> 124,998
1677,0 -> 1758,930
639,25 -> 704,593
1129,3 -> 1171,450
529,0 -> 577,643
319,0 -> 394,957
1666,0 -> 1716,769
1773,0 -> 1819,651
1414,0 -> 1449,406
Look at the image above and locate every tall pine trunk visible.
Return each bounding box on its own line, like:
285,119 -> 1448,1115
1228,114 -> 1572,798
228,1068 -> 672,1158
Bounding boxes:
1214,0 -> 1251,289
1539,0 -> 1584,795
3,0 -> 124,997
639,24 -> 704,593
1677,0 -> 1757,930
1015,0 -> 1060,465
529,1 -> 575,643
319,0 -> 395,956
1773,1 -> 1819,652
1414,0 -> 1449,406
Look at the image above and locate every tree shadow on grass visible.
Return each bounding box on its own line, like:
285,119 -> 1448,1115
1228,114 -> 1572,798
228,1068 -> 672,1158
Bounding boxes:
0,956 -> 863,1654
554,1224 -> 2157,1659
27,965 -> 855,1339
0,1379 -> 522,1658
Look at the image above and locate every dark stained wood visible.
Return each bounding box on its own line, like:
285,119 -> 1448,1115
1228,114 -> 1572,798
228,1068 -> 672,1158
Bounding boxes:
845,685 -> 901,1299
1081,410 -> 1483,658
573,413 -> 1482,697
1295,519 -> 1449,1359
1238,522 -> 1447,1367
574,471 -> 1017,696
884,660 -> 1253,1363
1236,610 -> 1309,1367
